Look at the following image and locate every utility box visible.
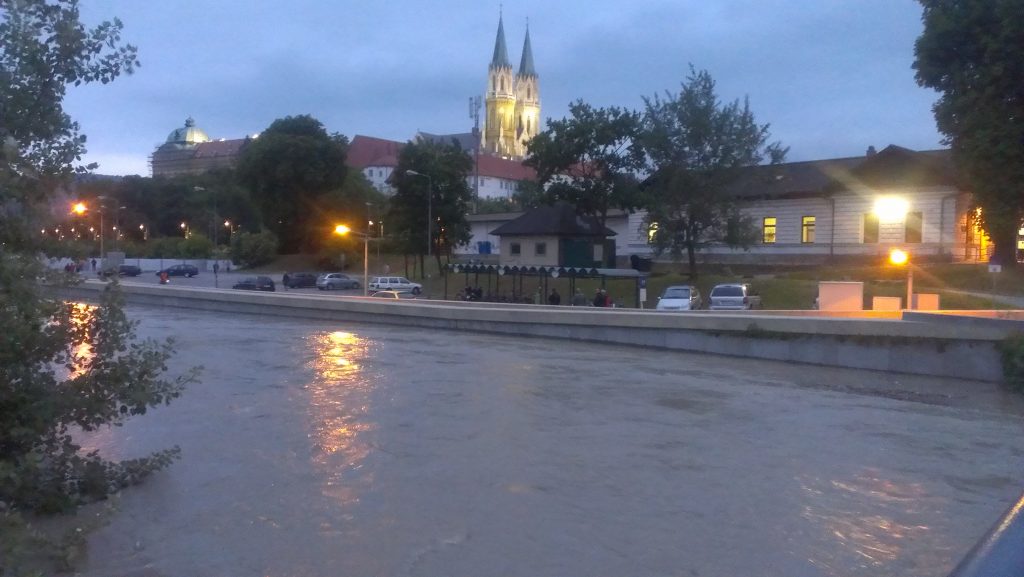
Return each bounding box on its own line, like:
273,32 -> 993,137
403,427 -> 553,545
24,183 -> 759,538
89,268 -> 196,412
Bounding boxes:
913,293 -> 940,310
817,281 -> 864,311
873,296 -> 903,311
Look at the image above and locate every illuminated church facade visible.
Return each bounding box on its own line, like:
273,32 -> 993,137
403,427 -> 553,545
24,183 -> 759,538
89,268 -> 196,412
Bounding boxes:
483,15 -> 540,160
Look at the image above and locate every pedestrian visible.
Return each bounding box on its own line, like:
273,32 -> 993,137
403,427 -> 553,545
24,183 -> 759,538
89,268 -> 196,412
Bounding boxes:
593,288 -> 605,307
571,288 -> 587,306
213,262 -> 220,274
603,289 -> 613,308
547,288 -> 561,306
90,258 -> 96,271
282,273 -> 290,290
533,287 -> 542,305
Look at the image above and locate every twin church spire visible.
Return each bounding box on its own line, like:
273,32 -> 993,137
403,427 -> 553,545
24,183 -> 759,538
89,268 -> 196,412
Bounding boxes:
484,13 -> 540,159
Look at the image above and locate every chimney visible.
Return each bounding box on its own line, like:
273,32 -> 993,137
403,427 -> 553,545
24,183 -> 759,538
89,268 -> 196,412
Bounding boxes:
866,145 -> 877,157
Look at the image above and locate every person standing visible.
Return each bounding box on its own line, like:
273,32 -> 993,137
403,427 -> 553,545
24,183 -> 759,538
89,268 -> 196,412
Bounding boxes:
90,258 -> 96,271
282,273 -> 290,291
571,288 -> 587,306
593,289 -> 605,307
547,288 -> 561,306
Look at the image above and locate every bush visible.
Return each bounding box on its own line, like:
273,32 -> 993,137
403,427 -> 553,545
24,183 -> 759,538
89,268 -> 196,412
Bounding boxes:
999,333 -> 1024,392
180,233 -> 214,258
230,230 -> 279,268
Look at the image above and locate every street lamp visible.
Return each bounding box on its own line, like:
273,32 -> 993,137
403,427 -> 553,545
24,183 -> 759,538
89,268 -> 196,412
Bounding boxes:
889,248 -> 913,309
405,170 -> 433,262
335,224 -> 369,296
180,222 -> 189,238
139,223 -> 148,241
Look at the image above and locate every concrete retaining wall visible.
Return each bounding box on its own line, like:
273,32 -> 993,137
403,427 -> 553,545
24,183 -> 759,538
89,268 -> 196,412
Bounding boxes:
56,280 -> 1014,383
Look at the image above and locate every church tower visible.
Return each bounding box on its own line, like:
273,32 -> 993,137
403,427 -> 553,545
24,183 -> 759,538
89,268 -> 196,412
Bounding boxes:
513,25 -> 540,158
484,14 -> 517,158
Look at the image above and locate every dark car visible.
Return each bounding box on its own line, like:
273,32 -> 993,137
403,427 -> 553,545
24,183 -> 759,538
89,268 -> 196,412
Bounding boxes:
155,264 -> 199,278
232,276 -> 276,292
285,272 -> 319,288
118,264 -> 141,276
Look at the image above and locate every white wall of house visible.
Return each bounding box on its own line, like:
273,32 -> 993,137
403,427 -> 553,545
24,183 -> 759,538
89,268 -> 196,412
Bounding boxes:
362,166 -> 395,195
458,217 -> 506,256
470,175 -> 520,199
498,235 -> 559,267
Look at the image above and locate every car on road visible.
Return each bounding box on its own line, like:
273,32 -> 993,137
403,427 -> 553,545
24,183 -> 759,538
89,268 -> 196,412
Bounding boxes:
708,283 -> 762,310
369,276 -> 422,295
155,264 -> 199,278
232,276 -> 276,292
284,272 -> 318,288
369,290 -> 418,300
117,264 -> 142,276
316,272 -> 360,290
655,285 -> 702,311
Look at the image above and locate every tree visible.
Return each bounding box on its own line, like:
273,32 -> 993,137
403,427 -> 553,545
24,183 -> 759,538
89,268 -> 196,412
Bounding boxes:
524,101 -> 645,228
389,139 -> 474,276
1,0 -> 194,569
913,0 -> 1024,267
640,67 -> 786,276
236,115 -> 348,253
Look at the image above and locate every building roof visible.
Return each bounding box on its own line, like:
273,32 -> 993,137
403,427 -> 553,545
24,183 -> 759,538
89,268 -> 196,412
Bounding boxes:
490,14 -> 511,69
717,145 -> 958,200
193,138 -> 248,158
347,135 -> 404,168
490,203 -> 615,237
476,153 -> 536,181
165,117 -> 210,146
517,26 -> 536,77
417,131 -> 478,152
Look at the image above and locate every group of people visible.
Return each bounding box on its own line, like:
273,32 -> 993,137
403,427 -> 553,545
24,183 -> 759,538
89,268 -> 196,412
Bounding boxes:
461,286 -> 484,301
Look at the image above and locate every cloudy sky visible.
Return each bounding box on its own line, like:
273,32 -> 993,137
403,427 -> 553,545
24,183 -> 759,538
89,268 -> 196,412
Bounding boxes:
65,0 -> 943,176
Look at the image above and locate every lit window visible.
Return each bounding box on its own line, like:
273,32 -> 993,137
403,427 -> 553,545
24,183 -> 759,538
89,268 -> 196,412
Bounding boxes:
510,242 -> 521,256
762,217 -> 777,244
905,211 -> 923,243
863,213 -> 879,243
801,216 -> 816,243
535,242 -> 547,256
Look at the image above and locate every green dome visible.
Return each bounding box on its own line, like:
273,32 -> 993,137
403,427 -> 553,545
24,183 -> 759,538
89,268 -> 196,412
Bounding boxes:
166,117 -> 210,146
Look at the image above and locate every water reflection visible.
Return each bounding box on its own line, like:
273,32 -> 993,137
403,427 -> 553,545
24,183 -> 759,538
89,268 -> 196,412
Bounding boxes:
306,330 -> 375,506
800,469 -> 946,576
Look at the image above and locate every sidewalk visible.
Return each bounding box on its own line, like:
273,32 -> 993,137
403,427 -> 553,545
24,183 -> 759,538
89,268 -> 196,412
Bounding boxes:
943,289 -> 1024,308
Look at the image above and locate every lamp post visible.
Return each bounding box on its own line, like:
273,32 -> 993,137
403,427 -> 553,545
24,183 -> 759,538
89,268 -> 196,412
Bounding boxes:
889,248 -> 913,309
335,224 -> 369,296
405,170 -> 433,263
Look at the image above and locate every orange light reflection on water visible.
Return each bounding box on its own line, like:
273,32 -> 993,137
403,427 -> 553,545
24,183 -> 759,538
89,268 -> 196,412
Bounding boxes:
306,331 -> 375,506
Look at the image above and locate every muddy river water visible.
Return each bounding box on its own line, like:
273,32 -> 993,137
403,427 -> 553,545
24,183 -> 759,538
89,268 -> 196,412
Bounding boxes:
72,306 -> 1024,577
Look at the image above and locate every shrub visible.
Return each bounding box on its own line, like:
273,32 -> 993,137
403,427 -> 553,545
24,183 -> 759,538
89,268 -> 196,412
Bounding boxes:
230,230 -> 279,268
999,333 -> 1024,392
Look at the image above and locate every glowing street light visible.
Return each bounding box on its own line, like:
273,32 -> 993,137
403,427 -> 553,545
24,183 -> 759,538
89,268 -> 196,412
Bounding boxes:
71,202 -> 87,215
334,224 -> 368,296
889,248 -> 913,309
180,222 -> 190,238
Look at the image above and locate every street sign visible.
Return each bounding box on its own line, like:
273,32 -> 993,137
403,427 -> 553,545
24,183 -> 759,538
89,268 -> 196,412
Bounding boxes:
989,264 -> 1002,273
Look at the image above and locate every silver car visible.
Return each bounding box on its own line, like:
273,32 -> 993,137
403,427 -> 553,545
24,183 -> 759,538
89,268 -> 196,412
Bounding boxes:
708,283 -> 762,310
316,273 -> 360,290
655,285 -> 702,311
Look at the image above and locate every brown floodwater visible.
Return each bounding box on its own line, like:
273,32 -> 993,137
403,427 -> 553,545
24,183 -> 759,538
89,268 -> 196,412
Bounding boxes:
69,306 -> 1024,577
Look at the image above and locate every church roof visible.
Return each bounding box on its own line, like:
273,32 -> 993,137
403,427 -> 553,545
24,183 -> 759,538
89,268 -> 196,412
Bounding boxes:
490,14 -> 511,69
517,26 -> 536,77
165,117 -> 210,146
193,139 -> 248,158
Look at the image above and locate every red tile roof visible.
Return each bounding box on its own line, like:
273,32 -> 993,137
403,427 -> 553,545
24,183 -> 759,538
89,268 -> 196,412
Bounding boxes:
347,135 -> 405,168
475,154 -> 535,181
193,138 -> 248,158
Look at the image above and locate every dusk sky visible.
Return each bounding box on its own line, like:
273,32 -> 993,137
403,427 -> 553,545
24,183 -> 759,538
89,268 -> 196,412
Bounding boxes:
66,1 -> 943,176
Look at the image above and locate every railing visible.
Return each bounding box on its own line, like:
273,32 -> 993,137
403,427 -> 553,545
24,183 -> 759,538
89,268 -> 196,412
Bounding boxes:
947,491 -> 1024,577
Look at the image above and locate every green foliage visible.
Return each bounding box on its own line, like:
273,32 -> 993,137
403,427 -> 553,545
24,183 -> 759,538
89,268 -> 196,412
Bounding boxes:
390,140 -> 474,262
230,229 -> 280,268
524,101 -> 645,227
913,0 -> 1024,267
180,232 -> 214,258
640,66 -> 786,277
1,3 -> 196,573
237,115 -> 349,253
999,333 -> 1024,392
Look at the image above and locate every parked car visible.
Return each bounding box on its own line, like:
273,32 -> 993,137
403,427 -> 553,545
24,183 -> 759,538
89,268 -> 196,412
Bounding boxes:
316,272 -> 360,290
155,264 -> 199,278
232,276 -> 276,292
118,264 -> 142,276
369,276 -> 422,295
708,283 -> 762,310
369,290 -> 418,300
285,272 -> 319,288
655,285 -> 702,311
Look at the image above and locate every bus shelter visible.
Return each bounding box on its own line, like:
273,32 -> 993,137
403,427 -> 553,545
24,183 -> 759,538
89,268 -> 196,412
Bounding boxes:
444,263 -> 647,307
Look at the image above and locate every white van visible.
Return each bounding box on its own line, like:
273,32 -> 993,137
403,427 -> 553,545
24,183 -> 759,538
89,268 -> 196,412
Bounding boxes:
369,276 -> 423,295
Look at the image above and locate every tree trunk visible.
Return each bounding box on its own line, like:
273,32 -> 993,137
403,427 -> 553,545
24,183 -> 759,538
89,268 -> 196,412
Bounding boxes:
991,221 -> 1019,269
686,241 -> 698,278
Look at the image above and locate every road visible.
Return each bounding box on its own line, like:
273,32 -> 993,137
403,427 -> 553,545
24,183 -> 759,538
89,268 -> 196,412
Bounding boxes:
70,306 -> 1024,577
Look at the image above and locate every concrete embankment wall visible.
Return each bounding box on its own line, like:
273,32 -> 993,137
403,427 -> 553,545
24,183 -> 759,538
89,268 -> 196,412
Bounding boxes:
58,281 -> 1015,383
